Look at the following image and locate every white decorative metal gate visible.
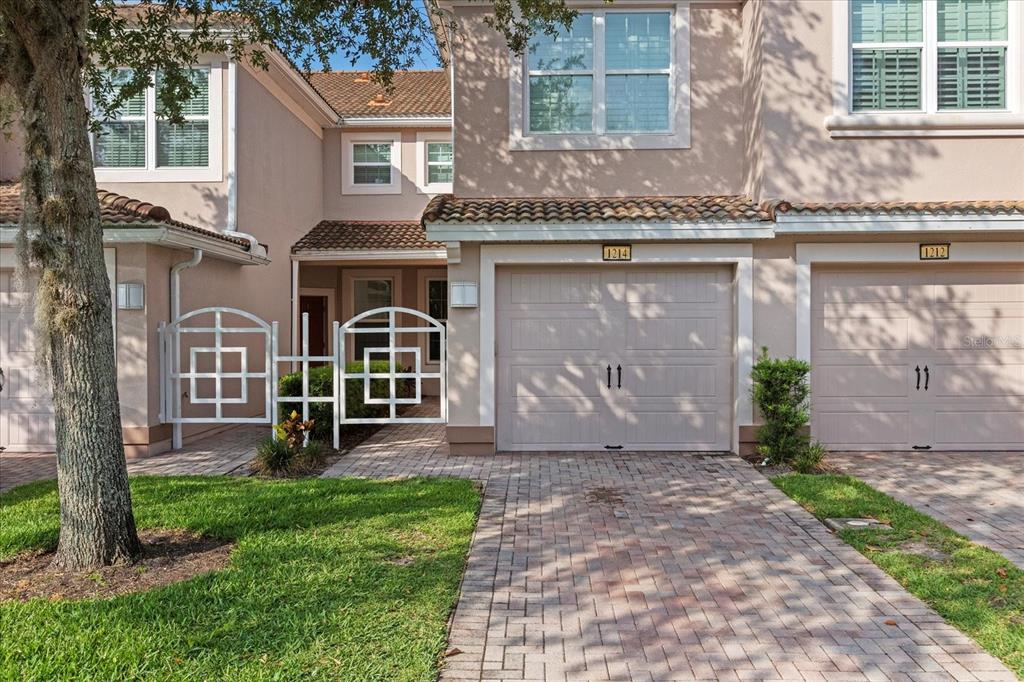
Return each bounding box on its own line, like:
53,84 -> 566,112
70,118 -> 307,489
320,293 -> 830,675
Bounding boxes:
159,305 -> 446,450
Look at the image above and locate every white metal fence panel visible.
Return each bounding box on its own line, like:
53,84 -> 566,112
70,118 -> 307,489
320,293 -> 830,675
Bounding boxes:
160,305 -> 447,450
338,306 -> 447,425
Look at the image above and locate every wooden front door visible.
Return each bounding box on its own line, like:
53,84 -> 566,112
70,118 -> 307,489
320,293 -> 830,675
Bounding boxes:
299,295 -> 328,359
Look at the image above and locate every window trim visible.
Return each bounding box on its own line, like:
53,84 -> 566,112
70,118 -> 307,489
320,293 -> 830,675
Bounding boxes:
342,131 -> 403,195
92,63 -> 224,182
424,276 -> 448,364
348,275 -> 396,364
828,0 -> 1024,137
415,131 -> 454,194
508,0 -> 691,151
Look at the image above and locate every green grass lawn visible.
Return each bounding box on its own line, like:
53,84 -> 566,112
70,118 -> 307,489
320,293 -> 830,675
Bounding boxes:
0,476 -> 480,681
773,473 -> 1024,678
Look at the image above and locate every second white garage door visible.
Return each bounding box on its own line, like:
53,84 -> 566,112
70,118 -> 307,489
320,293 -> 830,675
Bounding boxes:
812,264 -> 1024,450
496,266 -> 734,451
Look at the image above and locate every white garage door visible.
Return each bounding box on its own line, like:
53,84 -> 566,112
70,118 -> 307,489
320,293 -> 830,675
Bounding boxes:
0,268 -> 56,452
812,265 -> 1024,450
496,266 -> 734,451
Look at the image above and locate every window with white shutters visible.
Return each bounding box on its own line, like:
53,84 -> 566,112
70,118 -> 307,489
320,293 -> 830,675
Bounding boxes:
91,64 -> 220,180
848,0 -> 1011,113
936,0 -> 1008,109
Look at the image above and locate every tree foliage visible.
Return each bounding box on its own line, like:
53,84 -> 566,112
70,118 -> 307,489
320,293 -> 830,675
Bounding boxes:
78,0 -> 577,126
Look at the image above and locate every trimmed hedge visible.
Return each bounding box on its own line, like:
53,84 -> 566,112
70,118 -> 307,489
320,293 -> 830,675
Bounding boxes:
278,362 -> 408,443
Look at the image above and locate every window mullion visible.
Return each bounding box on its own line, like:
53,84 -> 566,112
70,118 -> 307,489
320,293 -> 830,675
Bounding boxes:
146,76 -> 157,170
924,0 -> 938,113
593,11 -> 605,135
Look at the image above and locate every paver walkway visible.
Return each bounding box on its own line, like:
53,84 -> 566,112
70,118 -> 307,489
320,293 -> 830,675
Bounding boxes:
831,451 -> 1024,571
0,426 -> 263,493
325,426 -> 1014,681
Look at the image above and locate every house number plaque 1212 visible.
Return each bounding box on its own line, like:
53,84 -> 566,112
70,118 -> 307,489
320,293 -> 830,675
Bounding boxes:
603,244 -> 632,261
919,243 -> 950,260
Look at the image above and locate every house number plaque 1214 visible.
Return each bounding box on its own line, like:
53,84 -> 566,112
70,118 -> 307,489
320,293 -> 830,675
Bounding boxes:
603,245 -> 632,261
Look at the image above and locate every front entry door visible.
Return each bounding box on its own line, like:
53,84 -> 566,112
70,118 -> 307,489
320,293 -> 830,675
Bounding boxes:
299,295 -> 328,359
496,266 -> 734,451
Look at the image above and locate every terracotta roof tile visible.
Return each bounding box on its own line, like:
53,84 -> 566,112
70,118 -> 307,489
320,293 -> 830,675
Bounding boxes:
422,195 -> 773,225
775,200 -> 1024,216
292,220 -> 444,253
0,183 -> 252,248
307,71 -> 450,118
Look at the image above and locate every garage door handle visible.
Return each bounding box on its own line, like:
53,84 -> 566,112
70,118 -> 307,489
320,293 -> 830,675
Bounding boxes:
915,365 -> 921,390
606,365 -> 611,389
923,365 -> 929,391
616,365 -> 622,389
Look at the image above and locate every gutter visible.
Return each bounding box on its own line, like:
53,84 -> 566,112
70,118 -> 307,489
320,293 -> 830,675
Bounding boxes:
340,115 -> 452,128
168,248 -> 203,450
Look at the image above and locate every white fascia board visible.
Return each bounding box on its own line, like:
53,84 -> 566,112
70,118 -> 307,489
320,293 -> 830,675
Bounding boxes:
265,51 -> 339,124
0,225 -> 268,265
424,221 -> 775,242
291,248 -> 447,261
776,214 -> 1024,233
339,116 -> 452,128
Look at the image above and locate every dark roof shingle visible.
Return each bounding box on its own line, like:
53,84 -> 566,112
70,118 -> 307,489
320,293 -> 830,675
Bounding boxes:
421,195 -> 773,225
0,183 -> 251,248
775,200 -> 1024,216
292,220 -> 444,253
307,70 -> 450,118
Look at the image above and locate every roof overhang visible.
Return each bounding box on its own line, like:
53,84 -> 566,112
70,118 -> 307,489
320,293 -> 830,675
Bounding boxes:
775,213 -> 1024,234
424,221 -> 776,242
291,247 -> 446,262
0,225 -> 270,265
339,115 -> 452,128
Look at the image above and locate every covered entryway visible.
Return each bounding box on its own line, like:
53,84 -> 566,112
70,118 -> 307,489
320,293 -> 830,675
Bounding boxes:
811,264 -> 1024,450
496,265 -> 734,451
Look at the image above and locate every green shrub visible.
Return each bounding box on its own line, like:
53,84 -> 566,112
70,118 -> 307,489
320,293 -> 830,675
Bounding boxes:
252,437 -> 329,477
278,361 -> 408,443
793,440 -> 826,474
252,437 -> 292,475
750,348 -> 826,469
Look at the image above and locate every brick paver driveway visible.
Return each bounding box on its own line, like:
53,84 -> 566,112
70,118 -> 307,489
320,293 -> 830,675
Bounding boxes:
326,428 -> 1013,681
831,451 -> 1024,571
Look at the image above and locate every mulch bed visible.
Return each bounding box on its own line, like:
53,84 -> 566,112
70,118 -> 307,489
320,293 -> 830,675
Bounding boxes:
0,529 -> 233,602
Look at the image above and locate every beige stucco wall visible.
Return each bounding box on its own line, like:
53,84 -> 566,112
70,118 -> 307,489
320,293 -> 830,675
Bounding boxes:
450,3 -> 746,198
752,0 -> 1024,202
321,127 -> 447,221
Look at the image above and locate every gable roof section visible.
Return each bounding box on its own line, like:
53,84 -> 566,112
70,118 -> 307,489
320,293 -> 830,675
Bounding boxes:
292,220 -> 444,254
0,183 -> 262,256
307,70 -> 450,119
422,194 -> 773,225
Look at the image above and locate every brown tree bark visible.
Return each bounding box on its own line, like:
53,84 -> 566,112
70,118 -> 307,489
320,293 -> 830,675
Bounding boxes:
0,0 -> 141,568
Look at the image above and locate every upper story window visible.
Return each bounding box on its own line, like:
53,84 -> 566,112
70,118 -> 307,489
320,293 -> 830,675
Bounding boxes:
342,132 -> 403,195
415,132 -> 454,194
509,2 -> 691,151
352,143 -> 394,185
829,0 -> 1022,136
91,65 -> 223,182
426,142 -> 453,183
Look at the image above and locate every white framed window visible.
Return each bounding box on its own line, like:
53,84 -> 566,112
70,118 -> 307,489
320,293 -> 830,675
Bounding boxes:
829,0 -> 1023,137
342,131 -> 403,194
509,2 -> 691,150
426,278 -> 448,363
415,131 -> 454,194
91,64 -> 223,181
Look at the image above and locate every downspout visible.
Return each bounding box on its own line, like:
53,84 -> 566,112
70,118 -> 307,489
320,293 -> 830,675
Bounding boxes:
169,248 -> 203,450
224,60 -> 260,252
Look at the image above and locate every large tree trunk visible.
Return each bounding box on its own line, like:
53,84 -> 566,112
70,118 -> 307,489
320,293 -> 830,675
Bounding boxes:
1,0 -> 141,568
